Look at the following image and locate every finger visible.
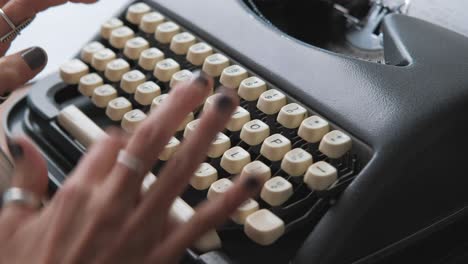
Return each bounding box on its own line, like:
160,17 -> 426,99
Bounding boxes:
148,175 -> 264,263
106,72 -> 213,198
67,128 -> 127,186
0,47 -> 47,96
1,137 -> 48,219
143,88 -> 238,214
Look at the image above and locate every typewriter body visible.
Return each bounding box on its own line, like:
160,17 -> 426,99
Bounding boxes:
4,0 -> 468,263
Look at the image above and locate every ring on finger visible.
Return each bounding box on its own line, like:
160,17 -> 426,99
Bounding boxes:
2,187 -> 41,209
117,150 -> 145,176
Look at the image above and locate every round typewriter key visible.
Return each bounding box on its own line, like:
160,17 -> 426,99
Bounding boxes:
121,70 -> 146,94
298,115 -> 330,143
101,18 -> 123,39
105,59 -> 130,82
154,58 -> 180,82
92,48 -> 116,72
240,119 -> 270,146
106,97 -> 132,121
319,130 -> 352,159
220,146 -> 251,174
134,81 -> 161,105
121,109 -> 147,133
183,119 -> 199,138
281,148 -> 313,177
277,103 -> 308,129
260,134 -> 291,162
304,161 -> 338,191
187,42 -> 213,66
150,94 -> 169,111
155,21 -> 181,44
138,48 -> 165,71
159,137 -> 180,161
226,106 -> 251,132
260,176 -> 293,206
190,163 -> 218,191
126,2 -> 151,24
81,41 -> 105,64
240,161 -> 272,182
238,76 -> 267,101
257,89 -> 287,115
92,85 -> 118,108
207,178 -> 233,201
207,132 -> 231,158
78,73 -> 103,97
231,198 -> 259,225
140,11 -> 165,33
170,70 -> 194,89
220,65 -> 248,89
202,53 -> 230,77
170,32 -> 197,55
244,209 -> 285,245
124,37 -> 150,60
109,26 -> 135,49
60,59 -> 89,85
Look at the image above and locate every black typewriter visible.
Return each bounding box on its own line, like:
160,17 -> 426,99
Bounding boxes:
4,0 -> 468,263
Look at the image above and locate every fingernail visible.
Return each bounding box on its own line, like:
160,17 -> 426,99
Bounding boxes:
7,139 -> 23,161
192,70 -> 211,88
21,47 -> 48,70
243,176 -> 261,191
216,91 -> 234,112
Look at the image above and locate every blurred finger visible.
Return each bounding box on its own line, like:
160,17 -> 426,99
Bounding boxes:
147,175 -> 264,263
0,47 -> 47,96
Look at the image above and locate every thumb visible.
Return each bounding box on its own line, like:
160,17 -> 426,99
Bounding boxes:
0,46 -> 47,96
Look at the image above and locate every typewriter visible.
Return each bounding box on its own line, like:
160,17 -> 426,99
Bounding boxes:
4,0 -> 468,263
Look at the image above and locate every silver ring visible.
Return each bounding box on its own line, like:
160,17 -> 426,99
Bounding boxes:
117,150 -> 145,175
0,8 -> 35,43
2,187 -> 41,209
0,8 -> 16,31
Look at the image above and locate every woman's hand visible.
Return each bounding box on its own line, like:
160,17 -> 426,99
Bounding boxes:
1,74 -> 263,263
0,0 -> 97,97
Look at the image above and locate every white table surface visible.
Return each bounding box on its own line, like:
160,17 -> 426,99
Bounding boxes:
7,0 -> 130,80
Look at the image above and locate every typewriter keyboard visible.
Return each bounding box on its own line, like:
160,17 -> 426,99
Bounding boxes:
56,1 -> 368,252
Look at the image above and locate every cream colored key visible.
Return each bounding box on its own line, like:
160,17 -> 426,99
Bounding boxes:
170,32 -> 197,55
257,89 -> 287,115
110,26 -> 135,49
240,119 -> 270,146
277,103 -> 308,129
298,115 -> 330,143
78,73 -> 103,97
231,199 -> 259,225
207,178 -> 233,201
121,109 -> 147,133
105,59 -> 130,82
138,48 -> 165,71
159,137 -> 180,161
177,112 -> 195,132
187,42 -> 213,66
238,77 -> 267,101
220,146 -> 251,174
304,161 -> 338,191
261,176 -> 293,206
191,163 -> 218,190
244,209 -> 285,246
202,53 -> 230,77
155,21 -> 181,44
80,41 -> 105,63
183,119 -> 199,138
281,148 -> 313,177
126,2 -> 151,24
124,37 -> 150,60
151,94 -> 169,111
202,94 -> 220,112
60,59 -> 89,84
226,106 -> 251,132
140,11 -> 165,33
121,70 -> 146,94
135,81 -> 161,105
92,85 -> 118,108
260,134 -> 291,161
154,58 -> 180,82
220,65 -> 248,89
92,48 -> 116,71
106,97 -> 132,121
170,70 -> 193,89
207,133 -> 231,158
240,161 -> 271,182
101,18 -> 123,39
319,130 -> 352,159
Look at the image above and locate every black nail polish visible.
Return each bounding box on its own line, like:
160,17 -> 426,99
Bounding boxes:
193,70 -> 210,87
21,47 -> 48,70
7,139 -> 23,161
216,94 -> 234,112
244,176 -> 261,191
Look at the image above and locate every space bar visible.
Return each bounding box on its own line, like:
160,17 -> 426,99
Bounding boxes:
57,105 -> 221,252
